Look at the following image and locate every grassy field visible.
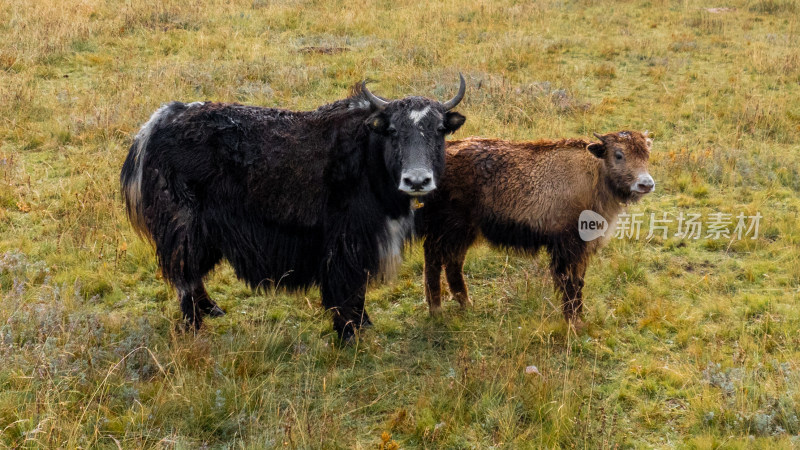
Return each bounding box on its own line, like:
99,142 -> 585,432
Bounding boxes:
1,0 -> 800,447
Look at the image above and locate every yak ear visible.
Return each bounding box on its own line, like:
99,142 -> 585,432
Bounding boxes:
365,113 -> 390,135
587,142 -> 606,158
443,111 -> 466,134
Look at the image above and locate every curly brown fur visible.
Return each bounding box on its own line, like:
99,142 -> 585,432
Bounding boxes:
417,130 -> 654,321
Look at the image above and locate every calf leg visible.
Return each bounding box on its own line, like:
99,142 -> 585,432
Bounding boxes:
548,241 -> 588,323
421,202 -> 477,315
444,251 -> 472,308
551,262 -> 586,321
423,244 -> 444,316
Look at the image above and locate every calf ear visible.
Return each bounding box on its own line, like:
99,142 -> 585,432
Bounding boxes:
587,142 -> 606,158
444,111 -> 466,134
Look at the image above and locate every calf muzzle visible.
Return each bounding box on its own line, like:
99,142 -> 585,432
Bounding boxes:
632,173 -> 655,193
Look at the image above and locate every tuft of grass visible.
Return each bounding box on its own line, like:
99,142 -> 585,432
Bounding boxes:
749,0 -> 798,13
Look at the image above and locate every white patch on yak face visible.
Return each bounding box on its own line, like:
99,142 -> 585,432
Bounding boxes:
408,106 -> 431,125
378,213 -> 414,279
631,172 -> 656,193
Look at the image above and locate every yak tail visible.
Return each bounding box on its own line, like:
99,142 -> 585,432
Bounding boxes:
120,101 -> 189,238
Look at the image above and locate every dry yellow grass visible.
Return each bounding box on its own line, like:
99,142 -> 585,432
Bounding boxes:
1,0 -> 799,447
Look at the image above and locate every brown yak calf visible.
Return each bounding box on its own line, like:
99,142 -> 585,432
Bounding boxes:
417,130 -> 654,323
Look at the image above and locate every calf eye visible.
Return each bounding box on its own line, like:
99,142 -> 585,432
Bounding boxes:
615,151 -> 624,161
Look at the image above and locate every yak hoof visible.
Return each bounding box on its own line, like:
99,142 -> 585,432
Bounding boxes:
334,311 -> 371,344
338,324 -> 358,345
207,305 -> 226,317
180,317 -> 202,333
568,317 -> 587,333
360,313 -> 373,328
429,305 -> 443,316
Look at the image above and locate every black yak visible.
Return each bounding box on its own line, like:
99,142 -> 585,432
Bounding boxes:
416,131 -> 654,326
121,76 -> 466,340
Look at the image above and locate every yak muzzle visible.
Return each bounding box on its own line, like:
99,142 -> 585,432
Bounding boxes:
399,168 -> 436,196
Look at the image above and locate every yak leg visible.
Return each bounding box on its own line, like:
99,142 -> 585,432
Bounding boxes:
178,278 -> 224,330
444,250 -> 472,309
549,242 -> 588,324
321,263 -> 370,342
174,248 -> 223,330
178,288 -> 202,330
193,245 -> 225,317
320,218 -> 374,342
423,243 -> 444,316
191,283 -> 225,317
155,206 -> 222,330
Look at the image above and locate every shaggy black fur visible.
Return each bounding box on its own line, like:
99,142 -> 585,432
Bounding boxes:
121,85 -> 465,341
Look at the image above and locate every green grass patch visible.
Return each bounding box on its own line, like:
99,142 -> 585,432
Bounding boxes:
1,0 -> 799,447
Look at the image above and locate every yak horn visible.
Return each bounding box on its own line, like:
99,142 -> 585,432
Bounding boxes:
593,132 -> 606,142
442,73 -> 466,111
362,82 -> 389,110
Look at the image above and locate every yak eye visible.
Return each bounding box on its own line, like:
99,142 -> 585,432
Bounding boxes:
437,125 -> 446,133
615,151 -> 624,161
387,125 -> 398,136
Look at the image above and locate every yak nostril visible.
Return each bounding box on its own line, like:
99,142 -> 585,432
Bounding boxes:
403,177 -> 431,190
400,170 -> 435,193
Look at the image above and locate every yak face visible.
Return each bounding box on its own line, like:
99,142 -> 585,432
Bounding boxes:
367,100 -> 465,196
361,75 -> 466,197
588,130 -> 654,202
